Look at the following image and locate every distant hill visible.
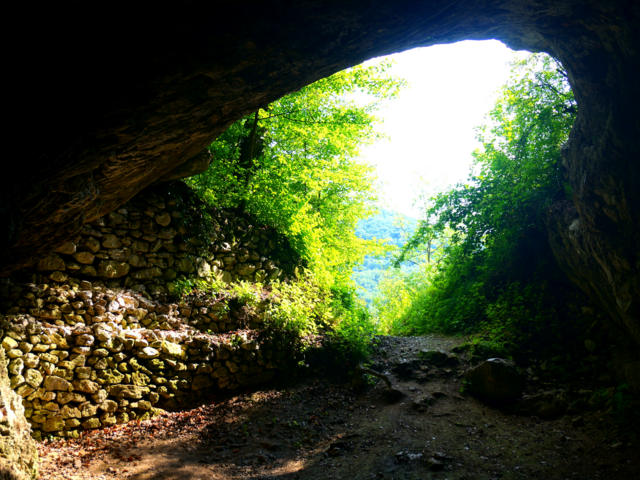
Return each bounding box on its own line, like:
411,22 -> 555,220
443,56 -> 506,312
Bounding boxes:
353,210 -> 418,306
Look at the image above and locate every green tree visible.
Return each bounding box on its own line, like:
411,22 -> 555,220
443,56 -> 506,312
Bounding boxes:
380,53 -> 576,334
188,60 -> 406,288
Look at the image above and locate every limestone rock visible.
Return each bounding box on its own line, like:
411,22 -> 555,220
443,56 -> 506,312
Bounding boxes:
154,211 -> 172,227
0,347 -> 39,480
96,260 -> 130,278
36,254 -> 65,271
72,379 -> 100,394
44,376 -> 72,392
102,234 -> 122,249
137,347 -> 160,359
54,241 -> 77,255
24,369 -> 43,389
464,358 -> 523,401
109,385 -> 150,399
73,252 -> 95,265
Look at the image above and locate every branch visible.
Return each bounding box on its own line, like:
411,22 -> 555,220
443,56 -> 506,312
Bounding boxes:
355,365 -> 405,400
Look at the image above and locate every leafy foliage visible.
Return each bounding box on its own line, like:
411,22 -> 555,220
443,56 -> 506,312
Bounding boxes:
352,210 -> 418,306
185,60 -> 407,359
377,53 -> 577,335
187,60 -> 406,289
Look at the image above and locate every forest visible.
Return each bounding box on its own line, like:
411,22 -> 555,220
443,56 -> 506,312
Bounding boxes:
183,53 -> 588,357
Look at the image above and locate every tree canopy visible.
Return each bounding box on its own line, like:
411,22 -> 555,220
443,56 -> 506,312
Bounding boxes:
376,53 -> 577,335
188,60 -> 406,286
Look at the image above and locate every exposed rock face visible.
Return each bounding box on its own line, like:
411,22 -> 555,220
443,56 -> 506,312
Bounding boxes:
3,3 -> 639,374
547,201 -> 640,390
0,347 -> 38,480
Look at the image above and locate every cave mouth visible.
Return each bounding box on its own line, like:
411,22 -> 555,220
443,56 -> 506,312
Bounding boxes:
4,0 -> 639,388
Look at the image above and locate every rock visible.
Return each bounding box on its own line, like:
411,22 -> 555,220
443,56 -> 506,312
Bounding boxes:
36,254 -> 66,271
71,379 -> 100,394
75,334 -> 95,347
102,234 -> 122,249
54,241 -> 77,255
79,401 -> 99,417
0,348 -> 39,480
110,385 -> 150,399
158,228 -> 177,240
24,369 -> 43,389
571,416 -> 585,428
154,149 -> 214,184
82,417 -> 102,429
43,376 -> 72,391
131,267 -> 163,280
96,260 -> 130,278
100,412 -> 117,426
73,251 -> 95,265
78,237 -> 101,253
41,416 -> 66,432
137,347 -> 160,359
154,211 -> 172,226
49,270 -> 68,282
91,389 -> 108,404
212,367 -> 230,378
161,341 -> 185,359
236,263 -> 257,276
99,400 -> 118,412
79,265 -> 97,276
464,358 -> 523,401
107,212 -> 127,226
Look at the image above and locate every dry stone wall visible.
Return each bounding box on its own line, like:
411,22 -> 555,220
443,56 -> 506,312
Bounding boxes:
0,184 -> 298,440
27,182 -> 299,296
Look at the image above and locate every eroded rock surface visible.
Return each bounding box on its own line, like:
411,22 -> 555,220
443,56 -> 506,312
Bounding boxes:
0,347 -> 38,480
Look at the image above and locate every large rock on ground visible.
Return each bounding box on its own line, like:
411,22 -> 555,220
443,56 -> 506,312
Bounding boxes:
464,358 -> 523,401
0,347 -> 38,480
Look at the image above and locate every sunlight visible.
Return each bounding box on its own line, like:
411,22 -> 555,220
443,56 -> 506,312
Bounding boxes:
360,40 -> 529,219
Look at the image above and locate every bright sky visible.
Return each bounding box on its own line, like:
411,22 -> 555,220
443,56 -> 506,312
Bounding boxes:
360,40 -> 528,219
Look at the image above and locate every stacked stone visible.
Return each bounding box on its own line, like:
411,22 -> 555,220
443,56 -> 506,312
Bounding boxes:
0,286 -> 284,439
0,281 -> 265,335
29,189 -> 297,295
0,185 -> 298,439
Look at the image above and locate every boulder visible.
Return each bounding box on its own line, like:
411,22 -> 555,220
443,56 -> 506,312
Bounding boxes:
464,358 -> 523,401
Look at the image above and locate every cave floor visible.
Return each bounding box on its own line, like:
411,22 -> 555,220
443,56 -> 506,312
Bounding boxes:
36,335 -> 639,480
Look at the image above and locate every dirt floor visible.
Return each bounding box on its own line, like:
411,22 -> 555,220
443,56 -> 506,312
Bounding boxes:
36,336 -> 639,480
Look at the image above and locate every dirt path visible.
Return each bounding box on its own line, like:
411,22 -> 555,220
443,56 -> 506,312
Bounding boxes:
37,336 -> 638,480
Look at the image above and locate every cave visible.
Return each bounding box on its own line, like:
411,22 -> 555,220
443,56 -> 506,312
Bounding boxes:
4,0 -> 639,387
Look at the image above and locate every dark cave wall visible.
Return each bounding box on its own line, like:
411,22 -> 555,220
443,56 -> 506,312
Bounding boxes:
3,1 -> 640,373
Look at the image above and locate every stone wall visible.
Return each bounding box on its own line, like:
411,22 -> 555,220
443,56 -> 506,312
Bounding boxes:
0,286 -> 286,440
25,182 -> 299,297
0,184 -> 298,440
